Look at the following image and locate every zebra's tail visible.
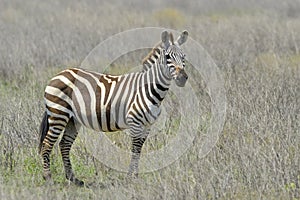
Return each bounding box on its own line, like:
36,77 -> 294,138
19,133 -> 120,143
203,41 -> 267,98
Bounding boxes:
39,111 -> 49,154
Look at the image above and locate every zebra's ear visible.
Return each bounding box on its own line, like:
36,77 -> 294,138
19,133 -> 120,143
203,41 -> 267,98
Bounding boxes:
159,49 -> 166,66
161,31 -> 170,49
176,30 -> 189,45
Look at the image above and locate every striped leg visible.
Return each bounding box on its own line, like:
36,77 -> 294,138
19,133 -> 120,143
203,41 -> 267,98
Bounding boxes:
41,115 -> 67,181
127,127 -> 149,178
59,118 -> 84,186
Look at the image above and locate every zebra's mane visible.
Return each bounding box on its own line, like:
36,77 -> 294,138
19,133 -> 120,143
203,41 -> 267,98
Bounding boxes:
141,42 -> 163,72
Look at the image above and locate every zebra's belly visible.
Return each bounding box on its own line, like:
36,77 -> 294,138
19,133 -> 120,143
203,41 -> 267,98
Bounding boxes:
72,109 -> 128,132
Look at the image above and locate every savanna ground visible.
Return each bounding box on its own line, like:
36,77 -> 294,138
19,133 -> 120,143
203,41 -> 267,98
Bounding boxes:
0,0 -> 300,199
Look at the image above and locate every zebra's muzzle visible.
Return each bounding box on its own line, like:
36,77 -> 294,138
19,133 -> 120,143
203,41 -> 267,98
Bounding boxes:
174,71 -> 188,87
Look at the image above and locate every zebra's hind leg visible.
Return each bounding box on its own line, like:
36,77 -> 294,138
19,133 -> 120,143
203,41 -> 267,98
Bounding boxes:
59,117 -> 84,186
40,115 -> 68,182
127,128 -> 149,178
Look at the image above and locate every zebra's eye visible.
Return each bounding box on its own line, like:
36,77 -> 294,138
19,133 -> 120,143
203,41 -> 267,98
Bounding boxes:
169,65 -> 176,71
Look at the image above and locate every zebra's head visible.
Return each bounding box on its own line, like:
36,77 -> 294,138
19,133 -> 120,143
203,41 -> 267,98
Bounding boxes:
161,30 -> 188,87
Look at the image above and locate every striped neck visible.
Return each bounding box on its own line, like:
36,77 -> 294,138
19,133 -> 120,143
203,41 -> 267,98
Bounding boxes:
141,50 -> 171,105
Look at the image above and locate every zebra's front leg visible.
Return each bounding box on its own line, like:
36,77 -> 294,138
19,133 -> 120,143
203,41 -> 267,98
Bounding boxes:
127,128 -> 149,178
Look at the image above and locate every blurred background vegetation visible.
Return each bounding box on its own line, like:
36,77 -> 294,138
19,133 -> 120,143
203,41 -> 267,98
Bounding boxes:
0,0 -> 299,199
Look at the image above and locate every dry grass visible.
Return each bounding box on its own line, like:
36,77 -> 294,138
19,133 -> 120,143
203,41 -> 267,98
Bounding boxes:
0,0 -> 299,199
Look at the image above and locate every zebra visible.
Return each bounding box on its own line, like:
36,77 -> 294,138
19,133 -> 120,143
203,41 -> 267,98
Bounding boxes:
39,30 -> 189,186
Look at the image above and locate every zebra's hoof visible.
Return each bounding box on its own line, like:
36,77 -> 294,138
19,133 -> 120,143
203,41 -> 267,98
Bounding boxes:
73,178 -> 85,187
126,172 -> 139,182
43,173 -> 52,181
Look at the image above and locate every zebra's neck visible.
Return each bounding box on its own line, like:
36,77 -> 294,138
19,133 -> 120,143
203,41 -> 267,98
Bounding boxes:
141,52 -> 171,105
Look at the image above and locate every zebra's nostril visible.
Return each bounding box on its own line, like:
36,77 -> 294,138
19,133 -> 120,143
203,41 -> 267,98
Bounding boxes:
183,74 -> 188,80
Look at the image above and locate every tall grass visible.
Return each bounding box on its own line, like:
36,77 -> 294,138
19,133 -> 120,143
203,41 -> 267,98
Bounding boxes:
0,0 -> 299,199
